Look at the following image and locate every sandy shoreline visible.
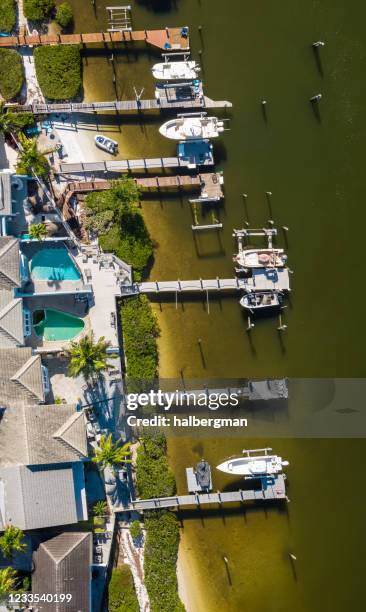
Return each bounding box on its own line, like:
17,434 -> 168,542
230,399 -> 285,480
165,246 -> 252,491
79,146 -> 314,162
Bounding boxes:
177,535 -> 207,612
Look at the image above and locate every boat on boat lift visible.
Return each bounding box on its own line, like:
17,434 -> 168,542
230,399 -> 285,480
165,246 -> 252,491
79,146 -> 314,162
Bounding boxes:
194,459 -> 212,491
239,290 -> 283,312
152,60 -> 200,81
159,113 -> 224,140
94,134 -> 118,155
216,448 -> 289,479
234,248 -> 287,270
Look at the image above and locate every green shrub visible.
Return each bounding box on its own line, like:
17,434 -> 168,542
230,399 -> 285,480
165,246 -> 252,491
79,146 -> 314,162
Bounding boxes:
120,295 -> 159,392
108,566 -> 139,612
85,177 -> 153,280
55,2 -> 73,28
135,430 -> 175,499
0,0 -> 16,32
144,512 -> 185,612
34,45 -> 81,100
0,49 -> 24,100
129,520 -> 142,541
24,0 -> 55,21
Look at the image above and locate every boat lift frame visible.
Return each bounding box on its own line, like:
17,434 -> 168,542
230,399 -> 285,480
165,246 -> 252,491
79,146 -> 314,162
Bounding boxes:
106,5 -> 132,32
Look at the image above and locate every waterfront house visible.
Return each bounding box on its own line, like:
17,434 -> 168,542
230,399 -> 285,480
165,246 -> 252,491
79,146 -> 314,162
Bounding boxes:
0,403 -> 89,531
32,532 -> 92,612
0,347 -> 48,406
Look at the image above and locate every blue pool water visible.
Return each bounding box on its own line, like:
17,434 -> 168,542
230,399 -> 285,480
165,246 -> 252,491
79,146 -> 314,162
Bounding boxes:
30,248 -> 81,281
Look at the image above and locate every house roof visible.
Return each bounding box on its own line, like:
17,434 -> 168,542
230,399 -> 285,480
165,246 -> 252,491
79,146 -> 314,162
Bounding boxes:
32,532 -> 92,612
0,172 -> 12,217
0,347 -> 45,406
0,297 -> 24,347
0,404 -> 88,467
0,237 -> 20,288
0,463 -> 84,530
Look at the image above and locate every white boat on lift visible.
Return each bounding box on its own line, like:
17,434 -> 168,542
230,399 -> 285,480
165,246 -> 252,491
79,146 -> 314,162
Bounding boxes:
240,291 -> 282,311
216,448 -> 289,479
234,248 -> 287,270
152,60 -> 200,81
94,134 -> 118,155
159,114 -> 224,140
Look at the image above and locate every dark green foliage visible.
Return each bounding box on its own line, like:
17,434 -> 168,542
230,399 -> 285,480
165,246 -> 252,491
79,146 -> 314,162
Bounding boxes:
108,566 -> 139,612
0,108 -> 34,134
0,49 -> 24,100
129,520 -> 142,541
144,512 -> 185,612
136,431 -> 175,499
24,0 -> 54,20
55,2 -> 73,28
85,177 -> 153,280
120,295 -> 159,392
0,0 -> 16,32
34,45 -> 81,100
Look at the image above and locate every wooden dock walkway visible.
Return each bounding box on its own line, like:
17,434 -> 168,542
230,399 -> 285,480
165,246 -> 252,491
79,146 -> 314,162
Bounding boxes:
7,95 -> 231,115
61,172 -> 224,199
122,270 -> 291,295
113,475 -> 287,512
59,154 -> 214,174
0,27 -> 189,51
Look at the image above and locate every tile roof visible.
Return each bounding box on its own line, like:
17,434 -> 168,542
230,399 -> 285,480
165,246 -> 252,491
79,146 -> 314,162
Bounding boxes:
0,347 -> 45,406
0,237 -> 20,289
0,172 -> 12,217
32,532 -> 92,612
0,297 -> 24,347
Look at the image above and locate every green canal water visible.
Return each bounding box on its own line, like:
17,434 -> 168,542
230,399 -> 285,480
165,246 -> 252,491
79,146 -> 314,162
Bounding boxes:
70,1 -> 366,610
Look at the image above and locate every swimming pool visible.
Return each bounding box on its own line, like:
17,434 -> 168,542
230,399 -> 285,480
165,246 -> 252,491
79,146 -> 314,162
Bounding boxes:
30,248 -> 81,281
33,309 -> 85,341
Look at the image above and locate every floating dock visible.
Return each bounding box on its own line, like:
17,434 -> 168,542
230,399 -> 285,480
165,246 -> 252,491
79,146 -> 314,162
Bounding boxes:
59,156 -> 213,174
122,270 -> 291,295
113,474 -> 288,512
0,28 -> 189,50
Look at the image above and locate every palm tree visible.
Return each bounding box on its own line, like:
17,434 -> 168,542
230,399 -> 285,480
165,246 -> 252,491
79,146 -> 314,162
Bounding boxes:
0,104 -> 34,135
93,500 -> 108,517
0,567 -> 17,598
92,434 -> 131,470
16,133 -> 50,178
29,223 -> 48,241
0,526 -> 27,561
66,332 -> 117,382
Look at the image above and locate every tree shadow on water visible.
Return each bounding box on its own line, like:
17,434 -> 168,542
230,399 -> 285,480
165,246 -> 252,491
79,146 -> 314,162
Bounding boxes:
136,0 -> 180,13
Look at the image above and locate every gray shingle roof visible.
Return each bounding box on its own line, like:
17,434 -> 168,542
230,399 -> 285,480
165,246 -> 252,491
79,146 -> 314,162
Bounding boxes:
0,347 -> 45,406
0,297 -> 24,347
0,172 -> 12,217
0,464 -> 83,530
32,532 -> 92,612
0,404 -> 87,467
0,237 -> 20,288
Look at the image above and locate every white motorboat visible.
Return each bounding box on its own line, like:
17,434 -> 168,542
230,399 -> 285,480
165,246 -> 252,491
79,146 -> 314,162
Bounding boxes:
159,115 -> 224,140
240,291 -> 282,311
234,248 -> 287,270
216,448 -> 289,479
152,60 -> 200,81
94,135 -> 118,155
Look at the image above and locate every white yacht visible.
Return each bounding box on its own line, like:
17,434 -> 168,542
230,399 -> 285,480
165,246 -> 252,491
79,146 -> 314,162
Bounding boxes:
234,248 -> 287,270
159,115 -> 224,140
94,135 -> 118,155
152,60 -> 200,81
216,448 -> 289,478
240,291 -> 282,311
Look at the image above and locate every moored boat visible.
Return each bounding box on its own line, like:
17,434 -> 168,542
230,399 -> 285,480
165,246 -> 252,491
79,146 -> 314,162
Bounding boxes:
194,459 -> 212,490
159,114 -> 224,140
152,60 -> 200,81
94,134 -> 118,155
216,448 -> 289,478
239,291 -> 282,311
234,248 -> 287,270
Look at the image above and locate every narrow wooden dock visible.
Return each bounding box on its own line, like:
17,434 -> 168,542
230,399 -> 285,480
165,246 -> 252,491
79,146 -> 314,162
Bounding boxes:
0,27 -> 189,50
121,270 -> 291,295
61,172 -> 224,199
59,154 -> 214,174
113,474 -> 287,512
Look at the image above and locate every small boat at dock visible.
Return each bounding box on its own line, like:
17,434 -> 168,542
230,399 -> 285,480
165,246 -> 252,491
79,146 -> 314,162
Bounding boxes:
152,60 -> 200,81
194,459 -> 212,491
159,114 -> 224,140
240,291 -> 282,312
234,248 -> 287,270
216,448 -> 289,479
94,134 -> 118,155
